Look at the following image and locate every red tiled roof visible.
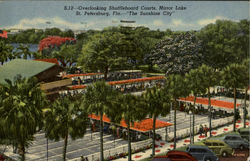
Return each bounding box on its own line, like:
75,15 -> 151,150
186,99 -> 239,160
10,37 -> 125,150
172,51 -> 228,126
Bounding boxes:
179,96 -> 240,109
89,114 -> 172,132
108,76 -> 165,85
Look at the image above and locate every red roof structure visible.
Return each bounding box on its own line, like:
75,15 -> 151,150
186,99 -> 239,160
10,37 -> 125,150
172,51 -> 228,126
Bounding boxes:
34,58 -> 59,65
89,114 -> 172,132
108,76 -> 165,85
179,96 -> 240,110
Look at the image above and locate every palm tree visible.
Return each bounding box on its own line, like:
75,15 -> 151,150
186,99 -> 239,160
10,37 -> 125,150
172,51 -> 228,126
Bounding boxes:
186,68 -> 206,143
44,95 -> 88,161
241,59 -> 249,128
197,64 -> 218,137
221,63 -> 245,131
119,94 -> 147,161
14,44 -> 33,59
163,74 -> 190,149
142,86 -> 170,156
0,40 -> 14,65
0,75 -> 47,161
83,81 -> 118,161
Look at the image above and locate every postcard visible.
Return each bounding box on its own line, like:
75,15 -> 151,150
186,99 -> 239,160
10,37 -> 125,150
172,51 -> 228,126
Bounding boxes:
0,1 -> 249,161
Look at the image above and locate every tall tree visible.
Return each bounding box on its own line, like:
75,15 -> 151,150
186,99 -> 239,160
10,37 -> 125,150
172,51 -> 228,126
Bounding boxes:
236,19 -> 249,62
142,86 -> 170,156
83,81 -> 118,161
186,68 -> 206,143
0,40 -> 14,65
44,95 -> 88,161
198,20 -> 241,69
78,31 -> 127,80
221,63 -> 245,131
52,44 -> 80,67
0,75 -> 47,161
146,31 -> 203,75
196,64 -> 218,137
241,59 -> 249,128
14,44 -> 33,59
119,94 -> 147,161
163,74 -> 190,149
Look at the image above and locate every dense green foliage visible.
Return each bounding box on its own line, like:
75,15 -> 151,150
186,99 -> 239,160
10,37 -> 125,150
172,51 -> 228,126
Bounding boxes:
198,20 -> 249,69
221,63 -> 246,131
146,32 -> 203,75
82,81 -> 119,161
0,75 -> 47,160
44,95 -> 88,161
78,31 -> 127,79
163,74 -> 190,149
143,87 -> 170,156
7,28 -> 74,44
117,94 -> 147,161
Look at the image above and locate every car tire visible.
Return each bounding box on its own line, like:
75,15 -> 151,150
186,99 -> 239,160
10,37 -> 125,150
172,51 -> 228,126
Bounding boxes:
222,151 -> 227,157
239,145 -> 244,150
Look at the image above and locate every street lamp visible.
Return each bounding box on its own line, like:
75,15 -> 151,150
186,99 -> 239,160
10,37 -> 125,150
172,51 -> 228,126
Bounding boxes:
189,110 -> 192,144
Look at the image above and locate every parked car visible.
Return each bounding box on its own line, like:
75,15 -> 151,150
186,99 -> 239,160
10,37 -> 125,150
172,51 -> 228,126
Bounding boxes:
186,145 -> 218,161
220,134 -> 249,150
196,139 -> 234,157
237,127 -> 250,141
164,150 -> 198,161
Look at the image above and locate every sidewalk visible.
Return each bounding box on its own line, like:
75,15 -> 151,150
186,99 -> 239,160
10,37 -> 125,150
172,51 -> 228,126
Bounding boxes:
116,120 -> 249,161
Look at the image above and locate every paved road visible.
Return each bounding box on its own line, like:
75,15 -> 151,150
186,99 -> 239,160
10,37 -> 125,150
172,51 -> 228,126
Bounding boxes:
21,111 -> 220,161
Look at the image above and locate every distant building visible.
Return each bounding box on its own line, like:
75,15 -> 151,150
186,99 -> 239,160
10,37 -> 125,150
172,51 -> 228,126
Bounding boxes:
0,59 -> 69,100
73,30 -> 86,37
8,29 -> 23,35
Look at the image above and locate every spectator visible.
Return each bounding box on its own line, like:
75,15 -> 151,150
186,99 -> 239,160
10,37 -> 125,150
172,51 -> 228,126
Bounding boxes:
204,125 -> 209,137
122,128 -> 127,140
199,125 -> 204,136
116,126 -> 120,138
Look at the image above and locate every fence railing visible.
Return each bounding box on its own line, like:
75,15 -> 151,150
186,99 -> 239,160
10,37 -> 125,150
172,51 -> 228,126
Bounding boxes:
68,139 -> 152,161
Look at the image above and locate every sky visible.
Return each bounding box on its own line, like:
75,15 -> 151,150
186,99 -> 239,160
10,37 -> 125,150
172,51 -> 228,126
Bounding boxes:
0,1 -> 249,31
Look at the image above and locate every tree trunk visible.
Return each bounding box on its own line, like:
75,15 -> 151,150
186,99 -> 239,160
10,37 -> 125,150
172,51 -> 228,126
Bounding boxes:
128,121 -> 132,161
244,88 -> 247,128
63,133 -> 68,161
233,88 -> 236,132
174,100 -> 177,149
152,115 -> 156,156
47,138 -> 49,161
208,87 -> 212,137
192,96 -> 196,144
100,112 -> 104,161
104,66 -> 109,81
20,143 -> 25,161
